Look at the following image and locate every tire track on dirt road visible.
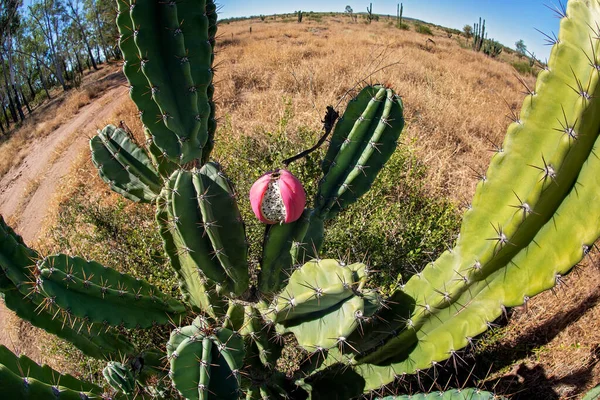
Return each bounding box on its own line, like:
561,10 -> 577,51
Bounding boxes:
0,74 -> 127,364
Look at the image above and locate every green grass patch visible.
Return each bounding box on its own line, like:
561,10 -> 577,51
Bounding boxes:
415,23 -> 433,35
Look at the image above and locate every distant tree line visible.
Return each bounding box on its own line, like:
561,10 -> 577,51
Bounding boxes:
0,0 -> 119,135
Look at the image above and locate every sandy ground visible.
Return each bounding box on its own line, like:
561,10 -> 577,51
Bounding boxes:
0,75 -> 127,364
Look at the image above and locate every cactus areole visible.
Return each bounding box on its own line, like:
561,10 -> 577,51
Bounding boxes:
250,169 -> 306,224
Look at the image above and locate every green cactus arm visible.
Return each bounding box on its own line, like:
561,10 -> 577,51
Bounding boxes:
35,254 -> 186,329
278,294 -> 364,351
0,217 -> 135,359
302,1 -> 600,396
116,0 -> 182,163
583,384 -> 600,400
316,85 -> 404,219
213,327 -> 246,375
195,162 -> 249,296
376,388 -> 505,400
410,0 -> 600,319
103,361 -> 136,395
2,286 -> 135,359
356,74 -> 600,400
90,125 -> 162,203
169,325 -> 243,400
0,345 -> 104,395
258,209 -> 311,294
356,0 -> 600,366
173,0 -> 213,157
39,254 -> 185,312
266,259 -> 357,324
239,305 -> 283,368
202,1 -> 218,163
130,0 -> 204,163
156,185 -> 225,317
171,170 -> 235,292
223,301 -> 246,331
290,211 -> 324,266
167,316 -> 208,359
0,216 -> 37,290
0,365 -> 101,400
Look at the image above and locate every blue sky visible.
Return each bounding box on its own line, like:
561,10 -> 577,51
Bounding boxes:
218,0 -> 565,61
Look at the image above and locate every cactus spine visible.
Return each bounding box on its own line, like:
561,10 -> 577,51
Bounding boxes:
2,1 -> 600,399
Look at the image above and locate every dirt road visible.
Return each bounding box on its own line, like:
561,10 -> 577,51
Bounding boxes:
0,73 -> 127,363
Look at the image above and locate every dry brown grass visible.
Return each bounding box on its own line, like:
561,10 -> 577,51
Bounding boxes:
0,65 -> 118,178
214,17 -> 535,203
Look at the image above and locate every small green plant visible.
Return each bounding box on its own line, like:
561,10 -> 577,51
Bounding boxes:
511,60 -> 535,75
415,23 -> 433,35
2,1 -> 600,399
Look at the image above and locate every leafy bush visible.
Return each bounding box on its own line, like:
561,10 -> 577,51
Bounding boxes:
415,23 -> 433,35
511,60 -> 535,76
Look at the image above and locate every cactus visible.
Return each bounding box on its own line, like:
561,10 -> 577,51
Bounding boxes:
90,124 -> 164,202
397,3 -> 403,28
0,345 -> 104,399
103,361 -> 136,395
366,3 -> 374,23
298,10 -> 303,23
2,1 -> 600,399
584,384 -> 600,400
376,389 -> 504,400
482,38 -> 503,58
472,17 -> 486,52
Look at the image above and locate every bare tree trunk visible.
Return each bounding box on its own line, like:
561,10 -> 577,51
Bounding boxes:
1,58 -> 18,123
11,83 -> 25,121
75,52 -> 83,74
19,87 -> 31,114
26,76 -> 35,100
67,0 -> 98,70
2,95 -> 10,128
92,0 -> 112,61
62,58 -> 70,82
35,55 -> 51,99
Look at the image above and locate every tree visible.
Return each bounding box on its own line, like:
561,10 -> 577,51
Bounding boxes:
463,24 -> 472,41
515,39 -> 527,57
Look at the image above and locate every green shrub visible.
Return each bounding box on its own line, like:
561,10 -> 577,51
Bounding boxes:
511,60 -> 535,75
213,100 -> 460,290
415,23 -> 433,35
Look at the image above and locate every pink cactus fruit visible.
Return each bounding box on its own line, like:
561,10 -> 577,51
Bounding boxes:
249,169 -> 306,224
